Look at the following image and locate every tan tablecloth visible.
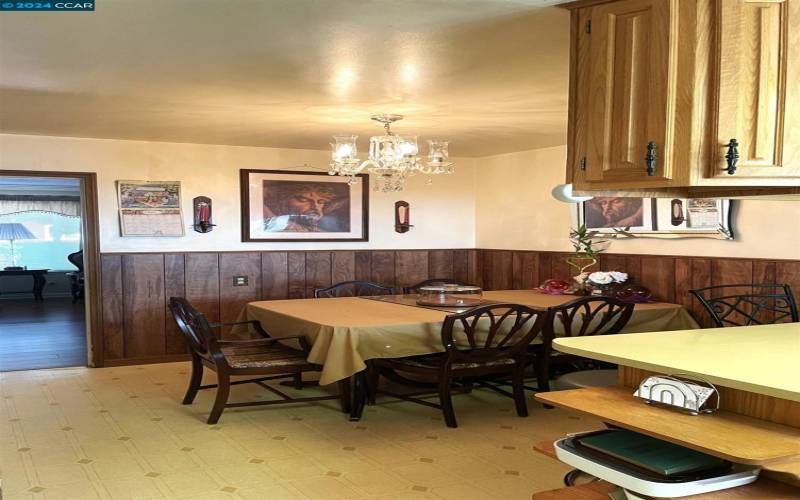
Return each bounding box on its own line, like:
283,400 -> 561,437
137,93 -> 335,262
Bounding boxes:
241,290 -> 699,385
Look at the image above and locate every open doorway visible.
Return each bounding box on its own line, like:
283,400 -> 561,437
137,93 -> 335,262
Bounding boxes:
0,174 -> 98,371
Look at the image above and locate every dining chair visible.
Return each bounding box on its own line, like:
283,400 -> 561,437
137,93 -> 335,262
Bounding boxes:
66,250 -> 84,303
690,284 -> 799,327
535,296 -> 634,393
169,297 -> 350,424
313,280 -> 395,298
402,278 -> 472,295
366,303 -> 548,428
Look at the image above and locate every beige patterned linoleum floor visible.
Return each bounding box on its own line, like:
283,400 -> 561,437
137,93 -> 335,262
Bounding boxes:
0,363 -> 600,500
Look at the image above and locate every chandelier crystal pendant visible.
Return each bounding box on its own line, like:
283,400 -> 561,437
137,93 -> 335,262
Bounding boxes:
329,114 -> 454,192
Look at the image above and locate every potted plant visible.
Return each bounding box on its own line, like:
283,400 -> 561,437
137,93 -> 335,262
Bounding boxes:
567,225 -> 610,294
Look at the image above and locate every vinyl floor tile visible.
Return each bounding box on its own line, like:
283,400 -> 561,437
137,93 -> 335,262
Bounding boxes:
0,362 -> 590,500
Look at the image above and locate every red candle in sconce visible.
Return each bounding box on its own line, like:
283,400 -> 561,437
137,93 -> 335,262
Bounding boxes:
193,196 -> 214,233
198,202 -> 210,223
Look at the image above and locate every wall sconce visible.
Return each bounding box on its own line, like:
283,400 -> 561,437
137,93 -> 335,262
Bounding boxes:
395,201 -> 413,233
193,196 -> 215,233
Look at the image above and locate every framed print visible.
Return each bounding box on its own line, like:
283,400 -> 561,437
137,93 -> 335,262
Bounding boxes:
583,197 -> 655,232
117,180 -> 184,237
240,169 -> 369,242
573,197 -> 735,240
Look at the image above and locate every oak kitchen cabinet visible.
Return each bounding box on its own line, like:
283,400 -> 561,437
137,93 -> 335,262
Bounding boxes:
564,0 -> 800,197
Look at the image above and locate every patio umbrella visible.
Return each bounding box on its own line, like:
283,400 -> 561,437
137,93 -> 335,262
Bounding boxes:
0,223 -> 37,267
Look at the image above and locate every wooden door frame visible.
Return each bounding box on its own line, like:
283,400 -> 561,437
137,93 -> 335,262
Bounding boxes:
0,170 -> 103,367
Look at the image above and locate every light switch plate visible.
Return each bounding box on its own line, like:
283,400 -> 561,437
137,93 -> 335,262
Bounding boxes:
232,276 -> 249,286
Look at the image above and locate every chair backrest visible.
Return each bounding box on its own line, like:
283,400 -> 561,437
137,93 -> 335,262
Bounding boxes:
403,278 -> 472,295
313,280 -> 395,298
67,250 -> 84,272
441,303 -> 547,365
547,296 -> 635,341
690,284 -> 799,327
169,297 -> 218,358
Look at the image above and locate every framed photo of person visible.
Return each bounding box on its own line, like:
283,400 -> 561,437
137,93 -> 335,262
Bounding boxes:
240,169 -> 369,242
573,197 -> 735,240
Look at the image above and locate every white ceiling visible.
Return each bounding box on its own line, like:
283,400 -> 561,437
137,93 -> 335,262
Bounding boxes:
0,0 -> 570,157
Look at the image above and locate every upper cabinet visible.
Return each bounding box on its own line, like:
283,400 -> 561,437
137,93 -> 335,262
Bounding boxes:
565,0 -> 800,196
710,0 -> 800,180
585,0 -> 679,185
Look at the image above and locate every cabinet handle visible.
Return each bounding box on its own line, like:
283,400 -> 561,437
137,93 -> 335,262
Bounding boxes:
725,138 -> 739,175
645,141 -> 657,176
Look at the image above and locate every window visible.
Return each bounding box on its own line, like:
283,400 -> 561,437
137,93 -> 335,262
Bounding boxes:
0,212 -> 81,270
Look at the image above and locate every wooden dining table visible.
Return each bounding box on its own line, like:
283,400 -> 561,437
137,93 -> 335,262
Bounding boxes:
241,289 -> 699,420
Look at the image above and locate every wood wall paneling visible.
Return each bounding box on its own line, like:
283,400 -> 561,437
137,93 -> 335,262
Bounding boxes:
370,251 -> 396,291
164,254 -> 187,354
354,251 -> 372,282
100,255 -> 124,360
512,252 -> 539,290
304,251 -> 332,298
261,252 -> 288,300
185,253 -> 221,323
287,252 -> 306,299
396,251 -> 429,291
121,254 -> 166,358
428,250 -> 454,279
639,256 -> 676,302
98,249 -> 800,366
331,251 -> 356,284
452,249 -> 476,285
219,252 -> 262,336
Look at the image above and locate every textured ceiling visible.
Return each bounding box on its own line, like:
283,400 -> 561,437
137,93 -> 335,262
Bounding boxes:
0,0 -> 570,157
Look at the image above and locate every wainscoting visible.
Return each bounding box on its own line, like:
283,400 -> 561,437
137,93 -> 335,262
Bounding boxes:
479,250 -> 800,329
98,250 -> 479,366
97,249 -> 800,367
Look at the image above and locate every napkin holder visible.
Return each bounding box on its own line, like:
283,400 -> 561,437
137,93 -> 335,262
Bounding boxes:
633,374 -> 720,415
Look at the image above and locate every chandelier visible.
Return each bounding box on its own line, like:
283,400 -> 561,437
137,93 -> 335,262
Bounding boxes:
328,114 -> 454,192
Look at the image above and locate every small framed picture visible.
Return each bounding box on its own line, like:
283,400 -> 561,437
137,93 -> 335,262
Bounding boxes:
240,169 -> 369,242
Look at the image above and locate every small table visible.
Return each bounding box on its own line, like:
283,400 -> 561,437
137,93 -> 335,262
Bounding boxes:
0,269 -> 49,300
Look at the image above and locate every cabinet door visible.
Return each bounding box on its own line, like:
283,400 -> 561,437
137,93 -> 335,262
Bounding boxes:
712,0 -> 800,179
584,0 -> 678,184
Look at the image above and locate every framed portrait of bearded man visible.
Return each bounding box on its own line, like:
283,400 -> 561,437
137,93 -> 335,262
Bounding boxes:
240,170 -> 369,242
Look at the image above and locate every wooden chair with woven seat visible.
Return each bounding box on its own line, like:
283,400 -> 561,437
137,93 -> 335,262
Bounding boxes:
402,278 -> 472,295
169,297 -> 350,424
534,296 -> 634,393
690,284 -> 799,327
313,280 -> 395,298
366,303 -> 548,428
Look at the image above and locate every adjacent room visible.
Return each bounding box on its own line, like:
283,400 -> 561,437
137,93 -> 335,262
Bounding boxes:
1,1 -> 799,499
0,175 -> 87,371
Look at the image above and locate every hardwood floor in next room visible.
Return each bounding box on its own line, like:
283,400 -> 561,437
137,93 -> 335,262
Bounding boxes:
0,298 -> 87,371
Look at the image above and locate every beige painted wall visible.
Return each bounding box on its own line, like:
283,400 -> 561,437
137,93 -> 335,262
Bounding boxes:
0,134 -> 477,252
476,145 -> 800,260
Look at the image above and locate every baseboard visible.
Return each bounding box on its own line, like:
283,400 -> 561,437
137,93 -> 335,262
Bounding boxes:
101,354 -> 190,367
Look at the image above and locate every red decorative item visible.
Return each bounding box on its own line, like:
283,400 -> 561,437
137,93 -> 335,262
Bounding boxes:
193,196 -> 215,233
538,279 -> 571,295
615,285 -> 653,303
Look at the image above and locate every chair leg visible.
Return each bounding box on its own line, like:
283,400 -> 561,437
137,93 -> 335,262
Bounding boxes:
366,362 -> 379,405
535,359 -> 551,393
182,356 -> 203,405
535,359 -> 554,409
438,375 -> 458,428
292,373 -> 303,390
207,373 -> 231,425
338,378 -> 352,414
512,364 -> 529,418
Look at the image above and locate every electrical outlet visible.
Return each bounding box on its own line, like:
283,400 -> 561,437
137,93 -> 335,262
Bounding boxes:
232,276 -> 249,287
